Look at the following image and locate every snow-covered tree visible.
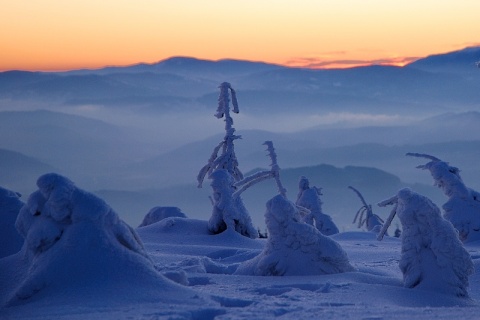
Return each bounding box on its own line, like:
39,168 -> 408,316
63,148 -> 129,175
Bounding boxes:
139,206 -> 187,227
198,83 -> 259,238
207,169 -> 258,238
349,186 -> 386,235
406,153 -> 480,243
197,82 -> 242,188
377,188 -> 474,297
0,186 -> 24,258
295,176 -> 339,236
207,140 -> 287,239
235,194 -> 355,276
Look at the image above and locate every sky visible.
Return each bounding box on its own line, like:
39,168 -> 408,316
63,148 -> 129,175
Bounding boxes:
1,0 -> 479,72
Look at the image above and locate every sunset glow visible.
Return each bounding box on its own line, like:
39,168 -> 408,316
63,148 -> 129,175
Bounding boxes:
1,0 -> 479,71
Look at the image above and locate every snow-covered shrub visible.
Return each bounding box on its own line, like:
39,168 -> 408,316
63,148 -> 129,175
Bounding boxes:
235,194 -> 355,276
0,186 -> 24,258
378,188 -> 474,297
139,206 -> 187,227
349,186 -> 386,235
296,176 -> 339,236
407,153 -> 480,243
1,173 -> 171,306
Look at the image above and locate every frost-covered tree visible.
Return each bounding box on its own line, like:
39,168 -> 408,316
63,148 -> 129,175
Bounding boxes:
235,194 -> 355,276
296,176 -> 339,236
377,188 -> 474,297
349,186 -> 386,235
197,82 -> 243,188
207,169 -> 258,238
197,83 -> 260,238
207,140 -> 287,239
406,153 -> 480,243
0,186 -> 24,258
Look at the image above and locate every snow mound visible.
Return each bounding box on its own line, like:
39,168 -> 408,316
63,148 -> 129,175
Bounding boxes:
0,173 -> 209,310
138,206 -> 187,227
236,195 -> 355,276
379,188 -> 475,297
0,186 -> 24,258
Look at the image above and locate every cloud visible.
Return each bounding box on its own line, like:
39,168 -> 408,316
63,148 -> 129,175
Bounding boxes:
285,55 -> 421,69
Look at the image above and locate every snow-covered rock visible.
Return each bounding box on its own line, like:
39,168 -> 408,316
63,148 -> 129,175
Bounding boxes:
378,188 -> 474,297
236,194 -> 355,276
0,186 -> 24,258
138,206 -> 187,227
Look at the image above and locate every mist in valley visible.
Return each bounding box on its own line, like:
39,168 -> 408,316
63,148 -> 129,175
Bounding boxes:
1,47 -> 479,231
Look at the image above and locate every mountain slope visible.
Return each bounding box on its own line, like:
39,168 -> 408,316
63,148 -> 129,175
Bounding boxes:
0,148 -> 55,194
407,46 -> 480,74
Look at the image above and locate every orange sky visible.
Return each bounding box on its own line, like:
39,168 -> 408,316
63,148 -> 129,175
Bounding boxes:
1,0 -> 479,72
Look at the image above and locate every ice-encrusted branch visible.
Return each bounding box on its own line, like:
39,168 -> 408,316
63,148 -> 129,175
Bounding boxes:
406,153 -> 441,162
232,141 -> 286,199
349,186 -> 369,227
376,195 -> 398,241
233,170 -> 274,199
406,153 -> 441,170
263,141 -> 287,198
349,186 -> 368,208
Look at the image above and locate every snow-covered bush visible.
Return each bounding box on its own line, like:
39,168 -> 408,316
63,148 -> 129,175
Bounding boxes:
295,176 -> 339,235
235,194 -> 355,276
0,186 -> 24,258
407,153 -> 480,243
349,186 -> 386,235
378,188 -> 474,297
139,206 -> 187,227
1,173 -> 173,306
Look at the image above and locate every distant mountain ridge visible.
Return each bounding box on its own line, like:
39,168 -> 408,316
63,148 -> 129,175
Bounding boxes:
406,46 -> 480,74
1,46 -> 478,115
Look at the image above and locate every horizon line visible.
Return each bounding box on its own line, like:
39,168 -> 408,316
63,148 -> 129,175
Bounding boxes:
1,45 -> 478,73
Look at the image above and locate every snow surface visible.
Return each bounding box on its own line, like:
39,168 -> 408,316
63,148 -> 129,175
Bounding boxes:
3,176 -> 480,319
